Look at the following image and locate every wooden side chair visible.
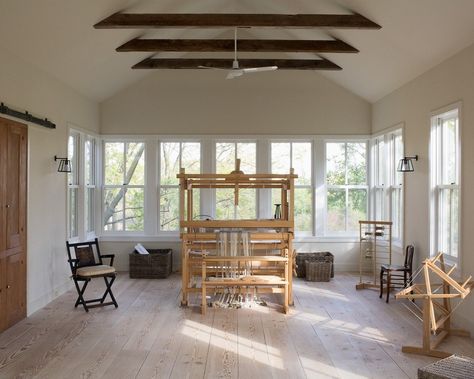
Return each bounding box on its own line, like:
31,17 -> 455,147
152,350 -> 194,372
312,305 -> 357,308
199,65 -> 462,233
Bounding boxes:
379,244 -> 415,303
66,238 -> 118,312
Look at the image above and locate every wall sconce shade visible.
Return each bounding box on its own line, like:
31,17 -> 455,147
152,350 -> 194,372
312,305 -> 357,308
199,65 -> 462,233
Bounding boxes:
397,155 -> 418,173
54,155 -> 72,173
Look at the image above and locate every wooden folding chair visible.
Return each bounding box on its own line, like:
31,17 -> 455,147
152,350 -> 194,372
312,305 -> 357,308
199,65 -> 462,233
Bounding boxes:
66,238 -> 118,312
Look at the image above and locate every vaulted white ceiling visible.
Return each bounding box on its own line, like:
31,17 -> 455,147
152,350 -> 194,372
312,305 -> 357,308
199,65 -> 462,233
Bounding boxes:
1,0 -> 474,103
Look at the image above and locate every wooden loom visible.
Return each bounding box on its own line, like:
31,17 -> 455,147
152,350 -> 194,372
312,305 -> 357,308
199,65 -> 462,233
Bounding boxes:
178,160 -> 297,314
395,253 -> 473,358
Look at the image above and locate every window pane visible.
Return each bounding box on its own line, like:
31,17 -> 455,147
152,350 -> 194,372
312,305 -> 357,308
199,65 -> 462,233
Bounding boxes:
293,143 -> 312,185
216,143 -> 235,174
348,189 -> 367,232
160,187 -> 179,231
327,189 -> 345,232
326,143 -> 345,185
85,187 -> 95,233
68,188 -> 78,238
216,188 -> 235,219
160,142 -> 180,185
85,139 -> 95,186
347,143 -> 367,185
295,188 -> 312,234
271,143 -> 290,174
182,143 -> 201,174
126,142 -> 145,185
394,134 -> 403,185
374,188 -> 384,220
438,188 -> 459,258
104,188 -> 124,231
125,188 -> 144,231
215,188 -> 256,219
442,118 -> 457,184
375,139 -> 385,186
237,143 -> 256,174
68,135 -> 79,186
391,188 -> 402,240
104,142 -> 125,185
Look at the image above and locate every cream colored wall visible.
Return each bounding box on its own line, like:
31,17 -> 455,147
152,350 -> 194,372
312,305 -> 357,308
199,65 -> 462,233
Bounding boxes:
101,70 -> 371,135
372,42 -> 474,333
0,49 -> 99,315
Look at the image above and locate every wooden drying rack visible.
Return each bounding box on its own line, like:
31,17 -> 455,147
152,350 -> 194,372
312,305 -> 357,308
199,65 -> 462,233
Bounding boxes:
178,160 -> 297,314
395,253 -> 473,358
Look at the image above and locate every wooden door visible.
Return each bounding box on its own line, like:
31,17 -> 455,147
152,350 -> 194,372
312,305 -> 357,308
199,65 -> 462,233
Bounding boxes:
0,116 -> 27,332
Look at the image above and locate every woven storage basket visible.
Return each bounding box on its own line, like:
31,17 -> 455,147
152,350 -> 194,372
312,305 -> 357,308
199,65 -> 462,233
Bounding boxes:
129,249 -> 172,279
296,252 -> 334,278
305,261 -> 332,282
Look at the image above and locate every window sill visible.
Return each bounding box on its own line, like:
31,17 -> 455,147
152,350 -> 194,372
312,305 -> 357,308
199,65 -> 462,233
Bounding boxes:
99,234 -> 181,243
294,236 -> 359,243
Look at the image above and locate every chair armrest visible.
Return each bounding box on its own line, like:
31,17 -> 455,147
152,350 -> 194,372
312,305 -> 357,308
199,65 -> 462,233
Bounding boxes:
101,254 -> 115,266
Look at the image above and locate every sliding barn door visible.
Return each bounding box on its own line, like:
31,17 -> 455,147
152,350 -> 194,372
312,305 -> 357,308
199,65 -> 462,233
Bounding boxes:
0,116 -> 27,332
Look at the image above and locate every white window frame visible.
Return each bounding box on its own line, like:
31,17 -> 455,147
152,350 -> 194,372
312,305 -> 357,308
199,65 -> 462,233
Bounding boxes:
324,139 -> 369,236
67,127 -> 99,242
430,103 -> 461,264
102,138 -> 147,234
270,140 -> 314,236
158,140 -> 202,233
98,134 -> 372,242
370,126 -> 404,246
67,131 -> 80,240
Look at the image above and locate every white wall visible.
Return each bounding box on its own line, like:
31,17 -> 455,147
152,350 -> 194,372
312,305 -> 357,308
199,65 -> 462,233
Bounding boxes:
372,42 -> 474,333
101,70 -> 371,135
0,49 -> 99,315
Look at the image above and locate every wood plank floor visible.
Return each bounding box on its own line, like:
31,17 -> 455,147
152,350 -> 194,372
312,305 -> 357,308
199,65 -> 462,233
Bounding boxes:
1,273 -> 473,379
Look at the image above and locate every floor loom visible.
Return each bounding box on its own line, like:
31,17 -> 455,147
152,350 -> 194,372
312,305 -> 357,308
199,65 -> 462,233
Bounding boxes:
178,161 -> 296,314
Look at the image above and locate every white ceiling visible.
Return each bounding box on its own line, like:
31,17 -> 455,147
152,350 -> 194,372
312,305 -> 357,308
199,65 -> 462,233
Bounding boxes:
1,0 -> 474,103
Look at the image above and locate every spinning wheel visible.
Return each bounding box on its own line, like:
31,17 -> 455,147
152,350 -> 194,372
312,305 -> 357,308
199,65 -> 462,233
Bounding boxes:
395,253 -> 473,358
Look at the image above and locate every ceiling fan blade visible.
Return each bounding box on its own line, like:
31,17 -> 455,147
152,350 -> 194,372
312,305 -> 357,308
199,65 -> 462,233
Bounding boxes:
226,70 -> 244,79
242,66 -> 278,74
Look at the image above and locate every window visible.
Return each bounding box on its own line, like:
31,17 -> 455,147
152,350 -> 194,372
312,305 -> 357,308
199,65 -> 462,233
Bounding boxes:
67,133 -> 79,239
103,141 -> 145,232
271,142 -> 312,235
371,129 -> 404,242
215,142 -> 256,219
84,136 -> 96,237
430,107 -> 460,259
160,142 -> 200,231
326,142 -> 368,234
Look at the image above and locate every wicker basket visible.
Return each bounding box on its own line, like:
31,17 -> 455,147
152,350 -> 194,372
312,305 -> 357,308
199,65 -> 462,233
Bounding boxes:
129,249 -> 172,279
296,252 -> 334,278
305,261 -> 332,282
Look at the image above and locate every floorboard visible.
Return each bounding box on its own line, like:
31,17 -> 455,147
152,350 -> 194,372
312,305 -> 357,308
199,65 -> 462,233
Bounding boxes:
0,272 -> 473,379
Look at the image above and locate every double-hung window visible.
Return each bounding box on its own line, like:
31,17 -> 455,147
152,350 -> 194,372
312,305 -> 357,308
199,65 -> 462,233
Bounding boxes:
103,141 -> 145,232
326,141 -> 368,235
371,129 -> 404,242
84,136 -> 96,238
215,141 -> 256,219
160,142 -> 201,231
372,136 -> 386,221
271,142 -> 313,235
430,106 -> 460,260
67,133 -> 80,239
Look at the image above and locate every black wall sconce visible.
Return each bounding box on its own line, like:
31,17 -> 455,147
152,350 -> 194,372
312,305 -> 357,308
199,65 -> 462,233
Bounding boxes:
397,155 -> 418,172
54,156 -> 72,173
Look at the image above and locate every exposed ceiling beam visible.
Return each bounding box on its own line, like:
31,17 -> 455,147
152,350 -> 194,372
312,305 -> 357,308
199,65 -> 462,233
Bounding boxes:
117,38 -> 358,53
132,58 -> 342,70
95,13 -> 381,29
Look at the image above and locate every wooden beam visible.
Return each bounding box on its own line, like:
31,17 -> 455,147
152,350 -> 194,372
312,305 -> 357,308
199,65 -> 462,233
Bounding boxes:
95,13 -> 381,29
117,38 -> 358,53
132,58 -> 342,70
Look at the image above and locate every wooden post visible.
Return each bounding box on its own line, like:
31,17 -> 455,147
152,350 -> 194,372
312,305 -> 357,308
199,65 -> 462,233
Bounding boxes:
202,260 -> 207,315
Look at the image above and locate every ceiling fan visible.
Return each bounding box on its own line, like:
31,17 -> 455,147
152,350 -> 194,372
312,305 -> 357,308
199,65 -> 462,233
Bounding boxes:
201,28 -> 278,79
